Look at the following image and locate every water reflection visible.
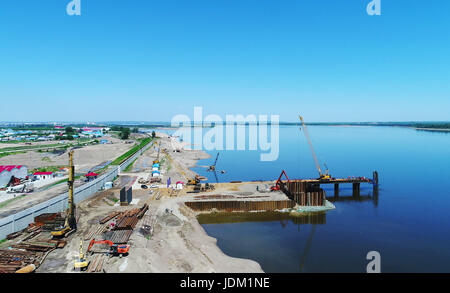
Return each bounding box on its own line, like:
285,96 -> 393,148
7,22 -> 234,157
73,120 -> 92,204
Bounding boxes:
324,185 -> 379,207
198,211 -> 326,227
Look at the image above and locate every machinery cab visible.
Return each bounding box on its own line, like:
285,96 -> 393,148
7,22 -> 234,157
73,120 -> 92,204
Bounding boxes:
112,244 -> 130,256
88,239 -> 130,257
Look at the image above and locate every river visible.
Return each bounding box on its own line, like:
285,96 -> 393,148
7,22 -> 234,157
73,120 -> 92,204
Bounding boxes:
189,125 -> 450,272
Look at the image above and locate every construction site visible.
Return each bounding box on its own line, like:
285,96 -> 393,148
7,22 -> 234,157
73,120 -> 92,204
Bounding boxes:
0,118 -> 378,273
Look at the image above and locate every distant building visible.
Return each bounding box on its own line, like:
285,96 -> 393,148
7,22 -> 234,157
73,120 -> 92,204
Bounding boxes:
0,165 -> 28,188
33,172 -> 54,181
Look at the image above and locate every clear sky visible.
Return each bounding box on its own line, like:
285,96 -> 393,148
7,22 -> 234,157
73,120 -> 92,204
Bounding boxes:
0,0 -> 449,122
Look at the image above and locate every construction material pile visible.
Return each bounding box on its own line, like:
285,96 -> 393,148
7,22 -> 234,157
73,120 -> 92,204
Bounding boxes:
0,249 -> 43,273
113,204 -> 149,230
194,194 -> 236,200
103,230 -> 133,244
114,209 -> 140,230
139,214 -> 156,237
97,204 -> 149,244
137,204 -> 149,219
33,213 -> 66,231
0,239 -> 65,273
12,239 -> 66,252
0,213 -> 70,273
84,225 -> 108,241
87,254 -> 106,273
99,211 -> 121,224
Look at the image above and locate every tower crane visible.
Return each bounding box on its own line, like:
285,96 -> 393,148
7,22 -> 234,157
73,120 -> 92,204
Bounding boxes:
207,152 -> 219,172
299,116 -> 332,180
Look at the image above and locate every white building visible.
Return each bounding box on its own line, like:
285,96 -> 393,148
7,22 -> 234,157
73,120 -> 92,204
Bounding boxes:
176,181 -> 184,190
33,172 -> 54,181
0,165 -> 28,188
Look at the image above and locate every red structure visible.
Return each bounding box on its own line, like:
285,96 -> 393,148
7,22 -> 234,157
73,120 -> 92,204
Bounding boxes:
85,172 -> 99,181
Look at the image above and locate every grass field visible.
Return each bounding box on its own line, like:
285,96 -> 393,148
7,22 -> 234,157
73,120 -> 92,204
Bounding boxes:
123,158 -> 138,172
0,143 -> 61,152
0,151 -> 27,159
111,137 -> 152,166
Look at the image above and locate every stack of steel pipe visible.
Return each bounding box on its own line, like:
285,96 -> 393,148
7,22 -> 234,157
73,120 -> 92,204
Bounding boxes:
137,204 -> 149,219
99,211 -> 121,224
22,228 -> 43,241
87,255 -> 105,273
6,231 -> 22,240
194,194 -> 236,200
114,206 -> 148,230
114,215 -> 139,230
0,249 -> 43,273
103,230 -> 133,244
12,241 -> 57,252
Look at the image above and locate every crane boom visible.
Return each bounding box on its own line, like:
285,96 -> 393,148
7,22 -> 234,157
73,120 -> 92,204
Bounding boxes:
51,150 -> 76,237
213,153 -> 219,167
67,150 -> 76,229
299,116 -> 322,177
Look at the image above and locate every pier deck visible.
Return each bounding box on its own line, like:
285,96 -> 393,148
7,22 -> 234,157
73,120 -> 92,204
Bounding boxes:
277,171 -> 379,206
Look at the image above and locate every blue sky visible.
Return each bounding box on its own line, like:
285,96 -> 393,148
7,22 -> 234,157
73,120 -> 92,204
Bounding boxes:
0,0 -> 449,122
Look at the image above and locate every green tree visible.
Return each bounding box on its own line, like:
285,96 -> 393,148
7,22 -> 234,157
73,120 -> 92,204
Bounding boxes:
65,126 -> 75,134
119,128 -> 131,140
151,131 -> 156,138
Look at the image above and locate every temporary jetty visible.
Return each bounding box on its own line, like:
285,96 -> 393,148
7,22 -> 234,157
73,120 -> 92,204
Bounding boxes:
274,170 -> 379,207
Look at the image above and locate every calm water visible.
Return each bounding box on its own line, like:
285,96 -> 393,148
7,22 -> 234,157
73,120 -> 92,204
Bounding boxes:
188,125 -> 450,273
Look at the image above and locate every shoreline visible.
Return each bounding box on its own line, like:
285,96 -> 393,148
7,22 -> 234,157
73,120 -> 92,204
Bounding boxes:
170,134 -> 265,273
413,127 -> 450,132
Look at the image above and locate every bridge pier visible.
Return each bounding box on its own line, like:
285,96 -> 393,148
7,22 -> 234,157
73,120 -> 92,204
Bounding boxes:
334,183 -> 339,197
352,183 -> 360,197
372,170 -> 379,196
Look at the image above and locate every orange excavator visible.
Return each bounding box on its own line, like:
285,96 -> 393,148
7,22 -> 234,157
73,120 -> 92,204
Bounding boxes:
271,170 -> 290,191
87,239 -> 130,257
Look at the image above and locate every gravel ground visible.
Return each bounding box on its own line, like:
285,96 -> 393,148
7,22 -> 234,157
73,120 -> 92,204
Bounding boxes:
37,134 -> 263,273
0,137 -> 132,172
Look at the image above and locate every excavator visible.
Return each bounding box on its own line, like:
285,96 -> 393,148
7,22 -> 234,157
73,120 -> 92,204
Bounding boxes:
187,175 -> 201,186
271,170 -> 290,191
74,240 -> 89,271
87,239 -> 130,257
51,150 -> 77,238
299,116 -> 332,181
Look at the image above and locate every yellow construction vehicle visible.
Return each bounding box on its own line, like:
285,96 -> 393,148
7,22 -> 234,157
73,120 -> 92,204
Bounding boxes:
187,175 -> 201,186
207,153 -> 219,172
51,150 -> 77,238
74,240 -> 89,271
299,115 -> 332,180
